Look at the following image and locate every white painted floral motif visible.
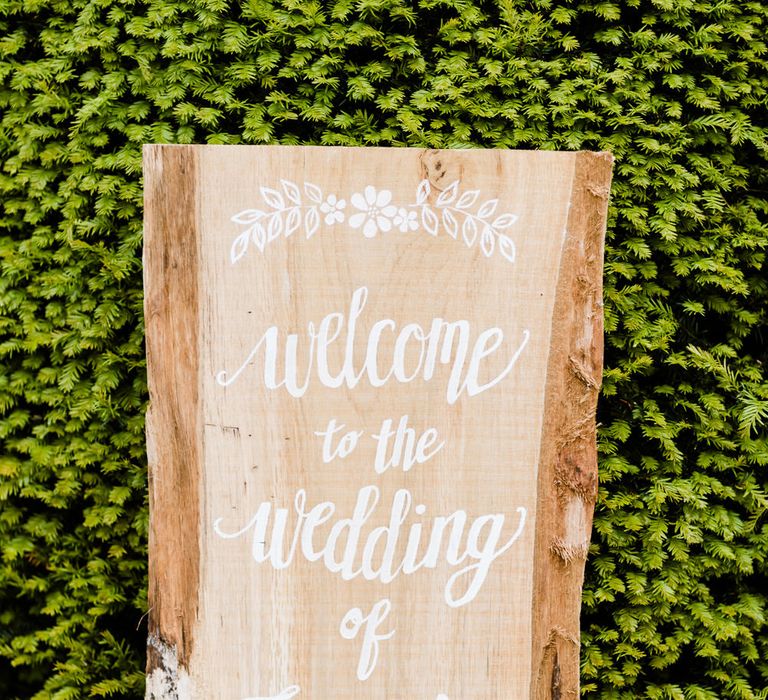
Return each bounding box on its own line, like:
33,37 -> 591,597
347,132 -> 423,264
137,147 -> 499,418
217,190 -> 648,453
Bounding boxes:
230,178 -> 518,265
349,186 -> 398,238
320,194 -> 346,225
393,207 -> 418,232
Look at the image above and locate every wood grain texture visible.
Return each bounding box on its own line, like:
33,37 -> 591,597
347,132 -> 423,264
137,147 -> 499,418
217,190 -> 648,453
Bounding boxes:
530,151 -> 613,700
142,145 -> 613,699
143,145 -> 201,695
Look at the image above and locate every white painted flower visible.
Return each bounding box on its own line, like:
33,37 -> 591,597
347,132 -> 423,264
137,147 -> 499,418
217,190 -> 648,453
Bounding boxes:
393,207 -> 418,232
320,194 -> 346,225
349,186 -> 397,238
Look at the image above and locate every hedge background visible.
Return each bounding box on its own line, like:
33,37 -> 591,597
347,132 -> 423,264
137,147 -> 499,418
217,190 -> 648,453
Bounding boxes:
1,0 -> 767,698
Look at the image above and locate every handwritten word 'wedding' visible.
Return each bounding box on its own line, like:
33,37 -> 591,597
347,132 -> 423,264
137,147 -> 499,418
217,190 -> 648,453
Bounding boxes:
214,485 -> 526,609
216,286 -> 530,404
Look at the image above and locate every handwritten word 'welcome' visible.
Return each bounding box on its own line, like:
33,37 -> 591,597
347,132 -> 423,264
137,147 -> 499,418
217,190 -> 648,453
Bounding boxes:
216,287 -> 530,405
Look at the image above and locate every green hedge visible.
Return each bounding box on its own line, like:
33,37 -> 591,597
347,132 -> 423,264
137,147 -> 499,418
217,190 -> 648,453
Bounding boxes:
1,0 -> 767,697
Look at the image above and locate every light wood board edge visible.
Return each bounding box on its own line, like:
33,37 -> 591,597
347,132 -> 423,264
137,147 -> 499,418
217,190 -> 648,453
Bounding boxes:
530,150 -> 614,700
143,145 -> 201,696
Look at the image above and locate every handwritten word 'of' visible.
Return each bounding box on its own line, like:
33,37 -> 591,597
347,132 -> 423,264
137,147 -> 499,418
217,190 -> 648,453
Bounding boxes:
340,598 -> 394,681
242,690 -> 449,700
214,485 -> 527,608
216,286 -> 530,405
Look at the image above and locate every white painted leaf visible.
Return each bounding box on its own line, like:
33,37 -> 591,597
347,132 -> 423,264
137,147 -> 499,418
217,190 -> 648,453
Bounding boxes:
492,213 -> 518,230
260,186 -> 284,210
481,227 -> 495,256
498,234 -> 516,262
416,179 -> 430,205
305,208 -> 319,238
436,180 -> 459,206
421,206 -> 438,235
462,217 -> 478,246
252,223 -> 266,252
477,198 -> 498,219
267,214 -> 283,241
304,182 -> 322,204
230,230 -> 249,263
281,179 -> 301,204
455,190 -> 479,209
442,209 -> 458,238
285,208 -> 301,237
231,209 -> 265,224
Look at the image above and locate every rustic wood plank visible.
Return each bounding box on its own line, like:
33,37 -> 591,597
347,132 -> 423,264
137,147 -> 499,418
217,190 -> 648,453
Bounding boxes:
143,145 -> 202,696
142,145 -> 612,699
530,151 -> 613,700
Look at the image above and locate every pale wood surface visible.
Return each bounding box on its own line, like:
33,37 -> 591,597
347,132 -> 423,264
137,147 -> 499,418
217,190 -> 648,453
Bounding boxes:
143,145 -> 612,699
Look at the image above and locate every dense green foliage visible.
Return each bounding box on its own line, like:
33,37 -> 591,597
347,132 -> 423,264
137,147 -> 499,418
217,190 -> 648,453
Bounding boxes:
0,0 -> 767,697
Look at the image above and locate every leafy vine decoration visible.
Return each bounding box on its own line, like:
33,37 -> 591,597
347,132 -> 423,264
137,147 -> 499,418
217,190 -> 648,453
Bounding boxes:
229,178 -> 518,265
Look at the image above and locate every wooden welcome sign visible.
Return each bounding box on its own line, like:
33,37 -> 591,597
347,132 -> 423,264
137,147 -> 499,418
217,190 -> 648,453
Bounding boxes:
142,145 -> 612,699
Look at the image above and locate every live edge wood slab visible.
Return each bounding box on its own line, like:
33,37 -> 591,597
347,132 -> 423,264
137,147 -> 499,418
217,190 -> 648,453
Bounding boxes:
142,145 -> 613,700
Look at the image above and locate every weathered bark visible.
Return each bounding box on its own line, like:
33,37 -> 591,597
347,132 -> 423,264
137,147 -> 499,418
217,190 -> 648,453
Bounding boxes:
530,151 -> 613,699
143,145 -> 201,697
